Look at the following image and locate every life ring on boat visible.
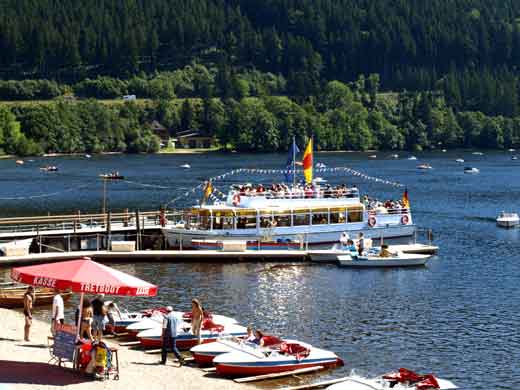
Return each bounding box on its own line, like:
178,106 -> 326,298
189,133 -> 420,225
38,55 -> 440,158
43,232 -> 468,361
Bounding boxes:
368,215 -> 377,227
401,215 -> 410,225
232,194 -> 241,206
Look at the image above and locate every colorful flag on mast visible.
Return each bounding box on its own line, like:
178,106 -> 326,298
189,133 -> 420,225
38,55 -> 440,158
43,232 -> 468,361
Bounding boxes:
302,138 -> 313,184
285,137 -> 300,184
402,188 -> 410,209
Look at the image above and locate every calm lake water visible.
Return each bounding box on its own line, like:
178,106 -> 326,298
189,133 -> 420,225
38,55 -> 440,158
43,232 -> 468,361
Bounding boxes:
1,151 -> 520,389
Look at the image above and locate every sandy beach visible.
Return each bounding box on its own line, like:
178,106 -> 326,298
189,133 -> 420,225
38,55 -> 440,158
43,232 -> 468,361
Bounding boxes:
0,308 -> 249,390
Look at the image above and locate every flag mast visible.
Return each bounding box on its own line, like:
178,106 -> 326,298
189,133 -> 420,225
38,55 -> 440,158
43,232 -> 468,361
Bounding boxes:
292,136 -> 296,189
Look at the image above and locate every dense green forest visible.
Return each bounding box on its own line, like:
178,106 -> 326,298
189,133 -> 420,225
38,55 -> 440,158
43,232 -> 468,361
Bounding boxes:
1,0 -> 520,154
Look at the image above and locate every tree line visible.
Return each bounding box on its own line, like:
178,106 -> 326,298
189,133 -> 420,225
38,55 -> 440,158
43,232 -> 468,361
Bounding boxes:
1,77 -> 518,156
2,1 -> 520,115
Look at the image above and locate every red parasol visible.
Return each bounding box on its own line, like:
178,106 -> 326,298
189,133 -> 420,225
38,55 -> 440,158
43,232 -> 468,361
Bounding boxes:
11,258 -> 158,339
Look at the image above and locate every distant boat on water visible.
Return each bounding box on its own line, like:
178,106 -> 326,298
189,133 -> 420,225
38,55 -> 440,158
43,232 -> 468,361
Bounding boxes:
15,160 -> 24,165
407,156 -> 417,160
100,171 -> 124,180
464,167 -> 480,174
472,151 -> 484,156
85,154 -> 92,159
40,165 -> 58,172
455,158 -> 465,163
417,163 -> 432,170
315,162 -> 327,168
180,164 -> 191,169
368,155 -> 377,159
389,154 -> 399,159
512,156 -> 518,160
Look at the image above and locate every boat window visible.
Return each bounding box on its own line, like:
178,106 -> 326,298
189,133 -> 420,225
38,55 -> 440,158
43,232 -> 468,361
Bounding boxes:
347,208 -> 363,223
312,213 -> 328,225
236,216 -> 257,229
273,214 -> 291,227
212,216 -> 234,230
293,213 -> 310,226
330,211 -> 346,224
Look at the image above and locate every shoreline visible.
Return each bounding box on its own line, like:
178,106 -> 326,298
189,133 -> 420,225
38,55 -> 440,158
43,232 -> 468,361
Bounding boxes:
0,308 -> 248,390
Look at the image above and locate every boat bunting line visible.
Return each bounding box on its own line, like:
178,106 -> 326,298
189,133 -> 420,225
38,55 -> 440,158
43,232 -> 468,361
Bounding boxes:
121,180 -> 172,189
165,166 -> 403,206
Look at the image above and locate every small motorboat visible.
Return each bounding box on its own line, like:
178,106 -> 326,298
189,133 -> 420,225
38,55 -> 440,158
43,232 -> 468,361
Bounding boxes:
85,154 -> 92,159
191,336 -> 260,366
417,163 -> 432,170
455,158 -> 464,163
441,149 -> 447,152
512,156 -> 518,160
463,167 -> 479,174
496,211 -> 520,228
0,287 -> 72,309
315,162 -> 327,169
213,339 -> 343,377
368,155 -> 377,159
390,154 -> 399,159
407,156 -> 417,160
40,165 -> 58,172
99,171 -> 125,180
137,320 -> 247,350
180,163 -> 191,169
509,148 -> 516,152
327,368 -> 458,390
15,160 -> 24,165
472,151 -> 484,156
337,252 -> 432,267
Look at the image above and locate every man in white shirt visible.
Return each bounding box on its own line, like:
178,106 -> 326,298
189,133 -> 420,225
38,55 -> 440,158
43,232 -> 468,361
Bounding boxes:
160,306 -> 184,366
51,289 -> 65,335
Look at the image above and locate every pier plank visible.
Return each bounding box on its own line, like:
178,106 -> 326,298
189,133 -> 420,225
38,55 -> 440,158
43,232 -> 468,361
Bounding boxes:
234,366 -> 324,383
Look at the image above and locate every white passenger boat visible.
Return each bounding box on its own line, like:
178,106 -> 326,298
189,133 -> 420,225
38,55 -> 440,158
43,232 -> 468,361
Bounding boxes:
496,211 -> 520,228
327,369 -> 457,390
455,158 -> 464,163
163,185 -> 415,248
337,252 -> 432,267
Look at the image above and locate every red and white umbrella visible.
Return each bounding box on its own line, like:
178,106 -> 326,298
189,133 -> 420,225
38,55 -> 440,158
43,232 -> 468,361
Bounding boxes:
11,257 -> 158,338
11,258 -> 157,297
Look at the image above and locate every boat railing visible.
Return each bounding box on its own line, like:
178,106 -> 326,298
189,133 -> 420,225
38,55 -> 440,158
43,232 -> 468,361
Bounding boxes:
0,210 -> 180,235
230,189 -> 359,200
369,208 -> 409,215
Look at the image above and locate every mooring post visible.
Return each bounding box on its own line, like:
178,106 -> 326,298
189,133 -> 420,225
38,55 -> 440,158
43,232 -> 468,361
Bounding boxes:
135,210 -> 141,250
39,235 -> 42,253
96,234 -> 99,251
107,211 -> 112,250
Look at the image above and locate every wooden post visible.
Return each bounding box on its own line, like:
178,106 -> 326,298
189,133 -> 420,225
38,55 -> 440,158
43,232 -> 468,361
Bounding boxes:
67,235 -> 71,252
135,210 -> 141,250
96,234 -> 99,251
107,211 -> 112,250
39,235 -> 42,253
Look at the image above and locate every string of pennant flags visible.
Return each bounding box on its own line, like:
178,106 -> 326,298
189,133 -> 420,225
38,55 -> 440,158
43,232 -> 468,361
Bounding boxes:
165,166 -> 404,207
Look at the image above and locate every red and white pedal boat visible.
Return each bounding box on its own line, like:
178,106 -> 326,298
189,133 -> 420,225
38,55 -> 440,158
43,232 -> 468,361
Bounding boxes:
327,368 -> 457,390
137,318 -> 247,350
213,339 -> 343,377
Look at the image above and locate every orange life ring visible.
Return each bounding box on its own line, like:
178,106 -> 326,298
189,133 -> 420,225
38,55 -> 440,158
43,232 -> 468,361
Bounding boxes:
401,215 -> 409,225
232,194 -> 241,206
368,215 -> 377,227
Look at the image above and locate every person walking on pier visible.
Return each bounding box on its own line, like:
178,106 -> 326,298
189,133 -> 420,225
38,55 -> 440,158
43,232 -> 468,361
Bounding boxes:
51,289 -> 64,335
23,286 -> 34,341
161,306 -> 184,366
191,298 -> 204,345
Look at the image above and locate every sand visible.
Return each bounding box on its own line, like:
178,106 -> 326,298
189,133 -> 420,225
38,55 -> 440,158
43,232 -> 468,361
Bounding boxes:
0,308 -> 250,390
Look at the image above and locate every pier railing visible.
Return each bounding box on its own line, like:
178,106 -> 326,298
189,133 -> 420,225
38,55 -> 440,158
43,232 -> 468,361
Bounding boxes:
0,210 -> 180,236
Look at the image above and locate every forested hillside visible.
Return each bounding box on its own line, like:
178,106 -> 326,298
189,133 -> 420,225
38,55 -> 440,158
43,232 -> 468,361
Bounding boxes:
1,0 -> 520,154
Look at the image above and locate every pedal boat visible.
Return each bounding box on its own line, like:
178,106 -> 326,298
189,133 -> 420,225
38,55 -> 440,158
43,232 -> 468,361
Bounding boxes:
327,368 -> 457,390
213,340 -> 343,377
337,252 -> 432,267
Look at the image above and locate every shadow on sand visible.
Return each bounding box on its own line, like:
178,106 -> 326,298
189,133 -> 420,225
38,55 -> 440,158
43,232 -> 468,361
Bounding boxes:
0,360 -> 92,385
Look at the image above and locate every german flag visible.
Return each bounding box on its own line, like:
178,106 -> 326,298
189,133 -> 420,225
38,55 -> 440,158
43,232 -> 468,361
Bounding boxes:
402,188 -> 410,209
302,138 -> 313,184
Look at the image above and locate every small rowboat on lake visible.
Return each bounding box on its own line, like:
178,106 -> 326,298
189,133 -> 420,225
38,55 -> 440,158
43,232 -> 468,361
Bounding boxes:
0,286 -> 72,308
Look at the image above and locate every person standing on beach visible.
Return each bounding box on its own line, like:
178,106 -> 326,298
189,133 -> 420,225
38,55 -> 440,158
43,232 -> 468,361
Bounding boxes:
161,306 -> 184,366
51,289 -> 64,335
91,294 -> 107,340
23,286 -> 34,341
191,298 -> 204,345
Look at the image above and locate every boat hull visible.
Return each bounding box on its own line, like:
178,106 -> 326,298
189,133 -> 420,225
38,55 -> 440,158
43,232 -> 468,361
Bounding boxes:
337,254 -> 431,267
215,358 -> 342,377
497,220 -> 519,228
164,224 -> 416,249
139,331 -> 247,350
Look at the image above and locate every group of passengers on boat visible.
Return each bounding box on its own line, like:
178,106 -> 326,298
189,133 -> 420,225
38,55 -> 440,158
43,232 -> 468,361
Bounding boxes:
363,196 -> 408,214
232,183 -> 358,199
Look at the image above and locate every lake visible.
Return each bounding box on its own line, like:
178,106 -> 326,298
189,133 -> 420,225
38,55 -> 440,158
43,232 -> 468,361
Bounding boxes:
1,150 -> 519,389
